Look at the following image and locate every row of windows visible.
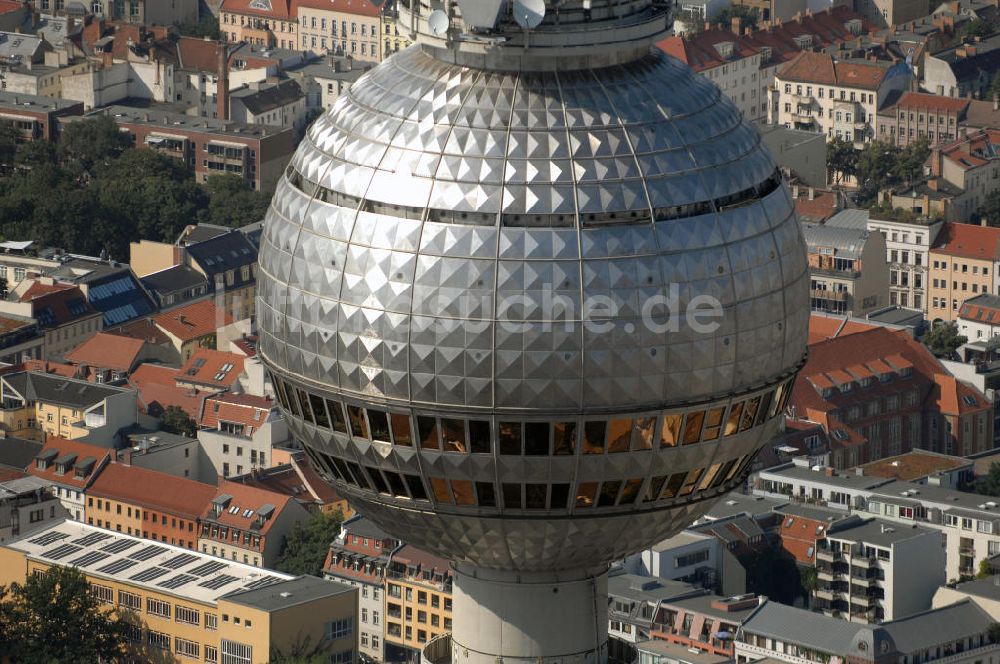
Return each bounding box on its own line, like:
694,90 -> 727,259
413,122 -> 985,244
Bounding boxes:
274,376 -> 792,455
932,260 -> 989,275
305,438 -> 755,510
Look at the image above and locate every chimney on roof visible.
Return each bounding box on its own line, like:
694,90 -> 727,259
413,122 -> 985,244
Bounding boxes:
808,187 -> 815,201
993,95 -> 998,111
928,179 -> 938,191
122,449 -> 131,466
218,42 -> 229,122
731,16 -> 741,34
931,147 -> 942,176
704,21 -> 711,31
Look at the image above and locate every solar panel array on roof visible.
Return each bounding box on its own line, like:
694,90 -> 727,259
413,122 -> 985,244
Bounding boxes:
97,558 -> 138,575
71,532 -> 111,547
242,576 -> 280,590
68,551 -> 110,568
162,553 -> 198,570
101,539 -> 139,554
188,560 -> 227,577
130,566 -> 169,583
128,545 -> 168,561
28,531 -> 68,546
198,574 -> 239,590
47,543 -> 83,560
157,574 -> 198,590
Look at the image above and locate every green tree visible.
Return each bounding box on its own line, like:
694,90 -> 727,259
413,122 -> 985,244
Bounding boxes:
923,321 -> 967,359
978,190 -> 1000,226
58,115 -> 132,173
0,122 -> 20,168
199,174 -> 272,228
799,565 -> 818,594
275,510 -> 344,576
975,463 -> 1000,498
270,635 -> 332,664
177,14 -> 221,39
897,137 -> 931,187
0,566 -> 130,663
961,17 -> 994,39
714,4 -> 759,30
979,558 -> 993,579
826,136 -> 858,186
159,404 -> 198,437
857,140 -> 901,197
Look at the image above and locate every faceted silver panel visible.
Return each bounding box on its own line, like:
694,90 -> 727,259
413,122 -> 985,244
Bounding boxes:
258,42 -> 810,572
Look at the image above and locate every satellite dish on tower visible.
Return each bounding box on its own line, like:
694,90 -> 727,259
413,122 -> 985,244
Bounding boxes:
513,0 -> 546,29
427,9 -> 450,36
455,0 -> 507,30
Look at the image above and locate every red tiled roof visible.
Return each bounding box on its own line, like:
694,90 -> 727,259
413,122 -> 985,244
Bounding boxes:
26,437 -> 111,489
0,468 -> 26,481
931,222 -> 1000,261
20,283 -> 96,328
178,349 -> 245,390
20,359 -> 82,379
220,0 -> 294,19
656,29 -> 759,72
129,363 -> 212,419
807,313 -> 879,344
176,37 -> 225,73
893,91 -> 969,114
0,315 -> 33,335
794,190 -> 839,222
778,51 -> 886,89
19,281 -> 73,300
89,462 -> 217,518
292,452 -> 344,505
296,0 -> 381,15
940,129 -> 1000,171
106,318 -> 173,346
959,299 -> 1000,323
64,332 -> 146,372
205,479 -> 295,537
0,0 -> 24,14
153,299 -> 233,342
199,392 -> 272,431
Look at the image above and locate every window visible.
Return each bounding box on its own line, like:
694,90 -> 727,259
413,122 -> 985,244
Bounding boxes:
148,631 -> 171,651
90,584 -> 114,604
326,618 -> 353,640
147,597 -> 171,618
176,605 -> 200,625
205,613 -> 218,630
175,637 -> 199,659
220,640 -> 252,664
118,590 -> 141,611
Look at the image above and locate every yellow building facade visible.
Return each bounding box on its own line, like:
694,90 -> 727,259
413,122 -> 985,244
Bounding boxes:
0,521 -> 358,664
385,549 -> 452,657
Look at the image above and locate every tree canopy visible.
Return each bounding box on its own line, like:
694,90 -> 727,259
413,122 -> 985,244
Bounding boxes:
923,321 -> 967,359
176,14 -> 221,40
159,404 -> 198,437
972,462 -> 1000,498
713,4 -> 759,31
826,136 -> 857,186
0,566 -> 131,664
274,509 -> 344,576
0,117 -> 271,259
849,138 -> 931,206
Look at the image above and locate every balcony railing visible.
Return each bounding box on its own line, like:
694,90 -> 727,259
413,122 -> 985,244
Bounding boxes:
421,634 -> 451,664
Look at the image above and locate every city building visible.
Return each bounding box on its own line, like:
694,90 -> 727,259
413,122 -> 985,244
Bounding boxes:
95,105 -> 297,192
152,299 -> 234,363
0,520 -> 359,664
176,349 -> 247,393
606,573 -> 704,645
44,256 -> 156,329
380,1 -> 410,60
957,293 -> 1000,342
228,78 -> 307,135
755,459 -> 1000,580
857,450 -> 974,487
0,475 -> 67,544
773,502 -> 858,565
85,462 -> 217,548
0,314 -> 43,365
198,480 -> 311,567
0,371 -> 138,443
815,518 -> 945,623
90,0 -> 199,27
803,222 -> 889,316
233,452 -> 352,517
866,213 -> 943,314
119,430 -> 216,484
789,326 -> 994,465
197,392 -> 288,478
650,589 -> 763,658
297,0 -> 381,61
384,545 -> 452,662
928,222 -> 1000,323
0,435 -> 41,473
758,125 -> 828,188
323,516 -> 399,662
127,363 -> 210,421
256,2 -> 811,662
182,229 -> 258,322
622,531 -> 739,595
139,265 -> 211,312
735,598 -> 999,664
0,91 -> 83,141
933,574 -> 1000,620
770,51 -> 910,145
0,281 -> 102,360
924,33 -> 1000,99
877,91 -> 969,147
63,332 -> 154,384
27,437 -> 111,522
219,0 -> 298,49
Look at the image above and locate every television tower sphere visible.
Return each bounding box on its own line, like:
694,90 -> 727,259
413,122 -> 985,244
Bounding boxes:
256,1 -> 809,663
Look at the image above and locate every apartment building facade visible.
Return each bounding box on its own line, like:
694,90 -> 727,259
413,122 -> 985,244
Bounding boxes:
0,521 -> 358,664
323,516 -> 399,662
220,0 -> 297,48
876,92 -> 969,148
866,214 -> 943,314
814,519 -> 945,623
198,393 -> 288,478
297,0 -> 381,61
385,545 -> 452,662
0,476 -> 66,545
0,91 -> 84,141
770,52 -> 909,146
928,222 -> 1000,323
27,437 -> 111,522
755,460 -> 1000,580
957,293 -> 1000,342
803,223 -> 889,316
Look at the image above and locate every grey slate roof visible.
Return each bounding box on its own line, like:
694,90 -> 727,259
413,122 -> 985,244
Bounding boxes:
222,574 -> 354,610
740,601 -> 890,658
230,79 -> 304,115
0,436 -> 43,471
882,600 -> 994,654
184,230 -> 256,292
343,515 -> 394,542
801,223 -> 870,260
3,371 -> 131,409
607,573 -> 703,604
824,209 -> 870,230
948,574 -> 1000,601
140,265 -> 209,296
826,518 -> 934,547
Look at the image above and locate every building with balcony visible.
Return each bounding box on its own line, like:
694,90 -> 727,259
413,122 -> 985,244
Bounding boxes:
803,222 -> 889,317
770,51 -> 910,146
380,1 -> 410,61
929,222 -> 1000,323
866,212 -> 943,315
755,459 -> 1000,581
384,545 -> 452,662
735,598 -> 999,664
0,520 -> 358,664
0,371 -> 137,443
323,516 -> 399,663
0,475 -> 67,544
27,437 -> 111,523
0,91 -> 83,141
197,392 -> 289,479
297,0 -> 381,61
96,105 -> 296,192
607,574 -> 702,645
220,0 -> 297,48
199,480 -> 311,567
814,519 -> 944,623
